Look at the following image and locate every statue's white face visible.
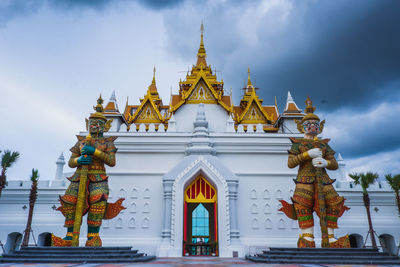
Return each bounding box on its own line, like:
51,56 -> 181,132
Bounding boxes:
303,119 -> 320,136
89,118 -> 105,135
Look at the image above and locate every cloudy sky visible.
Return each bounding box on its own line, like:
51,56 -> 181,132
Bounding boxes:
1,0 -> 399,181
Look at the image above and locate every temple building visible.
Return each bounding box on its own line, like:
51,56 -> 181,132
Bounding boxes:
0,26 -> 399,257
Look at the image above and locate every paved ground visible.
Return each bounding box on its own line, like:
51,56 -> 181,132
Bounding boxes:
0,257 -> 395,267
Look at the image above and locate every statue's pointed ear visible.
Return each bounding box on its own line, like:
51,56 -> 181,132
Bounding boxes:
104,119 -> 113,132
319,120 -> 325,134
85,118 -> 89,131
295,119 -> 305,134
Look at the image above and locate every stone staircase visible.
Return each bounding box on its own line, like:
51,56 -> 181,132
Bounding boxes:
246,247 -> 400,265
0,246 -> 155,263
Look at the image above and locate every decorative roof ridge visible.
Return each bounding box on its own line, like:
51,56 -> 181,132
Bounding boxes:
104,90 -> 120,113
171,71 -> 231,113
284,91 -> 302,114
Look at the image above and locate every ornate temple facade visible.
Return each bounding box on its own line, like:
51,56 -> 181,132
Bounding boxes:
0,28 -> 399,257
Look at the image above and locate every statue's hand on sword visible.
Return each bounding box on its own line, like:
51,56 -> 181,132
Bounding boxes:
77,144 -> 95,165
77,155 -> 92,165
312,157 -> 328,168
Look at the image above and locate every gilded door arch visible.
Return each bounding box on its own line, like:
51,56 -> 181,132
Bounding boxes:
183,174 -> 218,256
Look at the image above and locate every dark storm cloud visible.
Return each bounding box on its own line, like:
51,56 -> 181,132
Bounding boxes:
0,0 -> 185,26
255,0 -> 400,112
251,0 -> 400,160
160,0 -> 400,161
0,0 -> 43,26
323,99 -> 400,158
136,0 -> 185,10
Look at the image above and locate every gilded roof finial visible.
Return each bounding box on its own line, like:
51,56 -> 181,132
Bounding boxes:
247,67 -> 253,87
152,65 -> 156,85
196,21 -> 207,67
148,65 -> 157,92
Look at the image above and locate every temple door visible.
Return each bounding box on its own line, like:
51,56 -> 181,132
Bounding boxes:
183,175 -> 218,256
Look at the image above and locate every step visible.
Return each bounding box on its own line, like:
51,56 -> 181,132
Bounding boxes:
0,246 -> 155,264
257,253 -> 400,260
262,250 -> 386,256
3,252 -> 145,259
0,256 -> 156,263
269,247 -> 379,252
20,246 -> 133,251
15,248 -> 139,255
247,255 -> 400,265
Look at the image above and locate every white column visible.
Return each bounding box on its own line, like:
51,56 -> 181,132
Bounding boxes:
227,179 -> 240,243
162,179 -> 174,242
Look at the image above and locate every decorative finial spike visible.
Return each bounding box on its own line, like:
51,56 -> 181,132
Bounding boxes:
287,91 -> 294,102
247,67 -> 253,87
152,65 -> 156,85
110,90 -> 116,101
275,96 -> 277,107
196,20 -> 207,66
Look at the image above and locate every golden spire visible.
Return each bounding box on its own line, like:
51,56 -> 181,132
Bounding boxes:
196,21 -> 207,67
247,67 -> 253,87
148,65 -> 157,92
151,65 -> 156,85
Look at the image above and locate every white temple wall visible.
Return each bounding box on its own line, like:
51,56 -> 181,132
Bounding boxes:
173,104 -> 229,133
101,173 -> 164,254
1,130 -> 400,256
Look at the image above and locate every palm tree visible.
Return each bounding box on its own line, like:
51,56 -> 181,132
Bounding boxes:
349,172 -> 379,249
22,169 -> 39,247
0,150 -> 20,198
385,174 -> 400,216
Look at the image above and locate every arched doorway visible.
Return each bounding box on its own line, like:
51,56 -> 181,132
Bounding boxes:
38,232 -> 52,247
5,232 -> 22,253
379,234 -> 397,255
183,175 -> 218,256
349,234 -> 364,248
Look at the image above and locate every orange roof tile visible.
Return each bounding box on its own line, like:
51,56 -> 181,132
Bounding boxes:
104,101 -> 118,113
262,106 -> 279,122
286,102 -> 301,112
221,95 -> 231,107
171,94 -> 182,107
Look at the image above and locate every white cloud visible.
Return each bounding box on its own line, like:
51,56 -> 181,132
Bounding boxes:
0,1 -> 190,180
320,101 -> 400,176
237,0 -> 293,45
346,149 -> 400,177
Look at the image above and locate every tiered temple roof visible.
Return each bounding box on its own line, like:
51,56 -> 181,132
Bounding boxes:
103,23 -> 302,132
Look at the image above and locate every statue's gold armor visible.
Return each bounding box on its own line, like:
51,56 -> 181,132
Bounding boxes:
59,136 -> 117,228
287,137 -> 348,229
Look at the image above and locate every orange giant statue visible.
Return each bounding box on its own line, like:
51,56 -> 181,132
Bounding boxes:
280,97 -> 350,248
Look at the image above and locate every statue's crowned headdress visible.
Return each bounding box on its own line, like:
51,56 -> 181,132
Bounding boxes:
295,96 -> 325,134
90,95 -> 107,121
86,95 -> 113,132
